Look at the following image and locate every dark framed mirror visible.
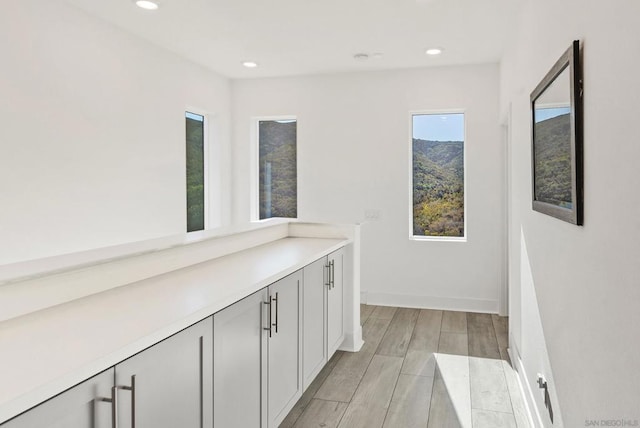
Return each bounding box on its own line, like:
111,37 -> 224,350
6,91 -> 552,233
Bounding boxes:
531,40 -> 583,225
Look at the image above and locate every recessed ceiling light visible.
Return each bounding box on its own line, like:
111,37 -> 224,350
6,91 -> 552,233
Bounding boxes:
242,61 -> 258,68
425,48 -> 443,56
135,0 -> 159,10
371,52 -> 384,60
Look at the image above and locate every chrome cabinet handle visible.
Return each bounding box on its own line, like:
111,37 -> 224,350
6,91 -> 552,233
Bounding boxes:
199,336 -> 204,428
273,292 -> 279,334
324,263 -> 331,287
97,385 -> 117,428
330,260 -> 335,289
263,299 -> 272,337
115,375 -> 136,428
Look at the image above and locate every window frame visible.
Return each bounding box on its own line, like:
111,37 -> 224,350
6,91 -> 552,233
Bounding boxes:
408,109 -> 468,242
250,115 -> 298,222
185,109 -> 209,232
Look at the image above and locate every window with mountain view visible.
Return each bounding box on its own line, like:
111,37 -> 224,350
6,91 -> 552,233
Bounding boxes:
258,119 -> 297,219
412,113 -> 465,238
186,112 -> 205,232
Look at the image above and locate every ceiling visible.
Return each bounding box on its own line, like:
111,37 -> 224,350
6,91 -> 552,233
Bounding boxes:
61,0 -> 519,79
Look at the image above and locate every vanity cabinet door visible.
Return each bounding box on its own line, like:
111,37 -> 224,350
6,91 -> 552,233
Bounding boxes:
114,317 -> 213,428
1,369 -> 114,428
302,257 -> 327,389
214,289 -> 268,428
267,271 -> 303,428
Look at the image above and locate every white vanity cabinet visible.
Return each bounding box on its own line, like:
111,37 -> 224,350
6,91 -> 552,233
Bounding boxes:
1,369 -> 114,428
0,238 -> 350,428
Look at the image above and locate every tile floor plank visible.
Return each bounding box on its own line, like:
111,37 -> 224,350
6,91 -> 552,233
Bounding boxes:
376,308 -> 419,357
315,317 -> 392,402
492,315 -> 510,361
501,360 -> 532,428
427,370 -> 462,428
280,352 -> 344,427
401,309 -> 442,376
361,304 -> 375,324
472,409 -> 517,428
337,355 -> 404,428
469,357 -> 513,414
401,349 -> 437,377
382,374 -> 433,428
409,309 -> 442,350
282,307 -> 529,428
438,332 -> 469,356
292,399 -> 348,428
467,313 -> 501,359
370,306 -> 398,320
441,311 -> 468,334
431,354 -> 472,427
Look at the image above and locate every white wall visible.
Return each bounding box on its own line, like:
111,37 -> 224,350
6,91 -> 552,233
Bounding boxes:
501,0 -> 640,426
0,0 -> 232,265
232,65 -> 504,312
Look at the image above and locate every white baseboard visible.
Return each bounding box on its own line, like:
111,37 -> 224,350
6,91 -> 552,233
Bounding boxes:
508,346 -> 544,428
339,325 -> 364,352
360,291 -> 368,304
364,291 -> 499,313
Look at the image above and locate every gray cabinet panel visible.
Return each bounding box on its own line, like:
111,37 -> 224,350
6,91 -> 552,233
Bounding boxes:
213,290 -> 268,428
1,369 -> 113,428
267,271 -> 302,428
115,318 -> 213,428
302,257 -> 327,389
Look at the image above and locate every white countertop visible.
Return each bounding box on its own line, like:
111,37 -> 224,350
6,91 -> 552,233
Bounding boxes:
0,236 -> 348,423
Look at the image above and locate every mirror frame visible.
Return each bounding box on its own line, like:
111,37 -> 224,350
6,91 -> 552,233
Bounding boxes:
530,40 -> 583,225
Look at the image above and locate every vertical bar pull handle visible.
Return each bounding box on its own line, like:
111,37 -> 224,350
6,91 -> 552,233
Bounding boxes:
130,375 -> 136,428
263,299 -> 272,337
115,375 -> 136,428
273,292 -> 279,334
322,262 -> 331,286
330,260 -> 335,289
97,386 -> 118,428
112,386 -> 118,428
199,336 -> 204,428
325,263 -> 331,288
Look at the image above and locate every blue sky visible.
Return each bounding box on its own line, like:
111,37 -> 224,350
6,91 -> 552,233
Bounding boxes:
186,111 -> 204,121
534,107 -> 570,123
413,113 -> 464,141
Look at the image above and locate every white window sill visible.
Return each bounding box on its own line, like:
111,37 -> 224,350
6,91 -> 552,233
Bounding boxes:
409,235 -> 467,243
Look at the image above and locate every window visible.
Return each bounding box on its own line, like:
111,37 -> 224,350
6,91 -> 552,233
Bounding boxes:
258,119 -> 297,219
186,111 -> 205,232
411,112 -> 465,239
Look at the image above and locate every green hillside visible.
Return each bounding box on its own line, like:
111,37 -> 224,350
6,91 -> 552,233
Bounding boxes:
186,117 -> 204,232
413,139 -> 464,237
534,113 -> 572,207
259,121 -> 297,219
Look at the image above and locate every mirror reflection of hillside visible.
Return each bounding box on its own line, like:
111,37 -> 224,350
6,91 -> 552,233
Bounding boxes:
533,63 -> 572,209
533,111 -> 572,208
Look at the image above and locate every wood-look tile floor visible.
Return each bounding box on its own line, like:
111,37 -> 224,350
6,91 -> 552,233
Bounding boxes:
279,305 -> 530,428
